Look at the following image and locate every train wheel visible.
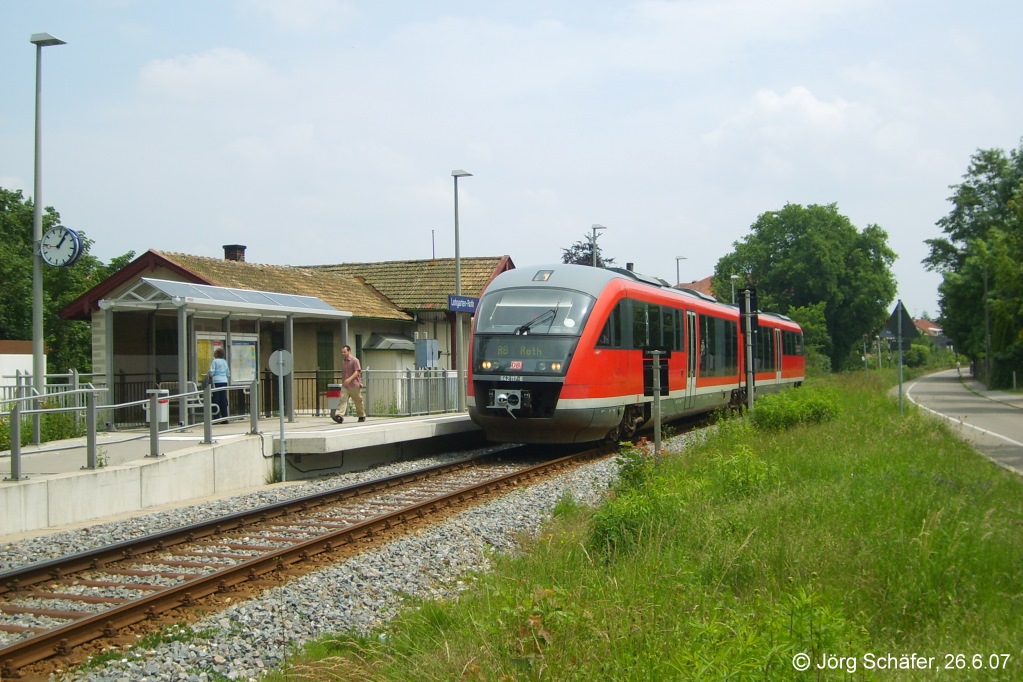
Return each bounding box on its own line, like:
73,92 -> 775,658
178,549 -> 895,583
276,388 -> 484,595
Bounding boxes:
612,405 -> 644,441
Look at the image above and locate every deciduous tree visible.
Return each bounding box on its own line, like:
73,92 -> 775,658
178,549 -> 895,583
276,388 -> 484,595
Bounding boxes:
561,236 -> 616,268
714,203 -> 896,370
0,187 -> 134,374
924,142 -> 1023,387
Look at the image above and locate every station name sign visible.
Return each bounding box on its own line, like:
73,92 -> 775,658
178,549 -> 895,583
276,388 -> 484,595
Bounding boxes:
448,295 -> 479,313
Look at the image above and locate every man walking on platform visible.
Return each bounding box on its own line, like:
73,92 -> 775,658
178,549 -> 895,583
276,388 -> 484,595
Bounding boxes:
338,344 -> 367,423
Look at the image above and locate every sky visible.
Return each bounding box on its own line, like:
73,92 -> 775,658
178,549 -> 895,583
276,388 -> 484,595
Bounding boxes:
2,1 -> 1021,319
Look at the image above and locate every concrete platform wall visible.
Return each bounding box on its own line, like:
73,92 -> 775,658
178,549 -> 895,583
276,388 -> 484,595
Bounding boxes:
0,434 -> 273,537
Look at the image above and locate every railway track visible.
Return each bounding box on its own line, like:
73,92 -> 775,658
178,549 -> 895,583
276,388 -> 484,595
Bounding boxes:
0,446 -> 603,677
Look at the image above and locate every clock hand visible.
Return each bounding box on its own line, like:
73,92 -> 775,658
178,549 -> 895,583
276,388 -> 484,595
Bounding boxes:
57,231 -> 67,248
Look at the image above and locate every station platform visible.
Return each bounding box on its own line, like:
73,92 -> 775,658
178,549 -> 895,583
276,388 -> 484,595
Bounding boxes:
0,413 -> 483,540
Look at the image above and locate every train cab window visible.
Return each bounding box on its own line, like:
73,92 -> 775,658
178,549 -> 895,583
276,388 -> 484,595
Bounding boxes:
597,301 -> 625,348
475,288 -> 595,336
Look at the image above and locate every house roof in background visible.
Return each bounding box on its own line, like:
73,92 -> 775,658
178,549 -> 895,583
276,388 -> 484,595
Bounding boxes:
310,257 -> 514,311
155,251 -> 410,321
60,250 -> 410,322
914,318 -> 943,336
675,275 -> 716,299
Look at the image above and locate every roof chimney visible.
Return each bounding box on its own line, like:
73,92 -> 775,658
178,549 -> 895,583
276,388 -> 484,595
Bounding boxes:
223,244 -> 247,262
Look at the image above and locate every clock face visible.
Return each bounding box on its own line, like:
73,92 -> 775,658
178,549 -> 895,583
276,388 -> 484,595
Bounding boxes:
40,226 -> 83,267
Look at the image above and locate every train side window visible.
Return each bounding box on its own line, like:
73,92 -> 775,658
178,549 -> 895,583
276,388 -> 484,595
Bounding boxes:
782,330 -> 804,356
701,314 -> 737,376
632,300 -> 650,348
661,307 -> 676,349
649,304 -> 663,348
755,327 -> 775,371
676,309 -> 686,351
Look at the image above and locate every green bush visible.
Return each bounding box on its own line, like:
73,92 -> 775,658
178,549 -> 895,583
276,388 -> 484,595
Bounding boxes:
0,401 -> 83,450
706,444 -> 777,498
751,386 -> 839,430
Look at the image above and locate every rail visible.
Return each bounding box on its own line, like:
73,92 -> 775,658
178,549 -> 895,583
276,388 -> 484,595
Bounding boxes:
0,447 -> 600,677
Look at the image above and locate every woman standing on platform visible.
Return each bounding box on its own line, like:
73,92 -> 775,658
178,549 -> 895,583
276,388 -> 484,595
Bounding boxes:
208,347 -> 230,419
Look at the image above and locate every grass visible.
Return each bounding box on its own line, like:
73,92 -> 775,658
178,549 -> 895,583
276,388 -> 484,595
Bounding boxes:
267,371 -> 1022,681
0,400 -> 85,451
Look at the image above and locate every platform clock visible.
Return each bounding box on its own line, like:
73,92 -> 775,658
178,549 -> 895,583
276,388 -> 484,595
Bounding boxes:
39,225 -> 84,267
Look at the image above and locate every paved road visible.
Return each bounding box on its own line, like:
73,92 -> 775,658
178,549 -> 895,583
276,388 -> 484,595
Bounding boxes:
905,369 -> 1023,475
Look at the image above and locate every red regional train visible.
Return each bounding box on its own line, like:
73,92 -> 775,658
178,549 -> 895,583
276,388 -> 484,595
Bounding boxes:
467,264 -> 805,444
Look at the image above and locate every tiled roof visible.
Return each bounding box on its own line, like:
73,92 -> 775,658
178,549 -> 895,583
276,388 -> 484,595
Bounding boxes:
155,251 -> 411,321
676,275 -> 716,298
914,319 -> 943,336
310,257 -> 513,311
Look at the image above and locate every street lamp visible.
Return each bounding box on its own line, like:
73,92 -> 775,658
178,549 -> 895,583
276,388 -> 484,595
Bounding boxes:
590,224 -> 606,267
730,274 -> 740,304
30,32 -> 67,443
675,256 -> 687,287
451,170 -> 472,412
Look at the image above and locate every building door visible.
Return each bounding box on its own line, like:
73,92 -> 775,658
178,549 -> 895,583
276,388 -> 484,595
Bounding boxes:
317,331 -> 334,394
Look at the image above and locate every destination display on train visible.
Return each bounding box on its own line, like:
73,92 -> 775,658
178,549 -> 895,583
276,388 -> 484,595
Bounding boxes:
475,336 -> 577,374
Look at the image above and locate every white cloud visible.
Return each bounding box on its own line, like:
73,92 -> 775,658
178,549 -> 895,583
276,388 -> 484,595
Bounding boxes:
237,0 -> 358,33
138,48 -> 279,103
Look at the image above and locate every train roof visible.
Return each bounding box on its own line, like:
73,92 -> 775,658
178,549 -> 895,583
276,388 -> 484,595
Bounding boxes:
482,264 -> 801,330
484,263 -> 728,306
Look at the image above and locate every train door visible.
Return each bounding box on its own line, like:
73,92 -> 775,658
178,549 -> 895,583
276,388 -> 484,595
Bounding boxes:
775,328 -> 783,381
685,310 -> 697,409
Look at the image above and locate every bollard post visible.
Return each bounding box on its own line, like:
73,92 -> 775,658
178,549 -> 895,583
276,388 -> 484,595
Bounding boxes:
249,380 -> 259,434
651,350 -> 663,457
8,402 -> 25,481
202,382 -> 214,444
147,391 -> 163,457
84,391 -> 98,469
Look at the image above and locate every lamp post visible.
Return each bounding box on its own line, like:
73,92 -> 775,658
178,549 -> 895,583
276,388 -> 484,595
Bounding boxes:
30,32 -> 66,443
730,274 -> 740,304
451,170 -> 472,412
590,224 -> 606,267
675,256 -> 687,287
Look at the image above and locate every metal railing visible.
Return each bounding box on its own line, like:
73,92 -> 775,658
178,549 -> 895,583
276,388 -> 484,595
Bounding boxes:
2,368 -> 462,455
264,368 -> 459,418
1,382 -> 259,481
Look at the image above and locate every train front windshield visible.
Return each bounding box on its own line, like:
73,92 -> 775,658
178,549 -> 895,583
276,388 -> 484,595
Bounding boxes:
474,288 -> 595,336
473,287 -> 595,376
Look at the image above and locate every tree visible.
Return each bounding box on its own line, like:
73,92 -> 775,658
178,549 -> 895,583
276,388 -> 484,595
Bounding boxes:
714,203 -> 897,370
0,187 -> 134,374
924,142 -> 1023,388
561,235 -> 616,268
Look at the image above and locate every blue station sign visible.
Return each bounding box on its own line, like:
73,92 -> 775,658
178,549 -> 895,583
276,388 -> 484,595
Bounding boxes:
448,295 -> 479,313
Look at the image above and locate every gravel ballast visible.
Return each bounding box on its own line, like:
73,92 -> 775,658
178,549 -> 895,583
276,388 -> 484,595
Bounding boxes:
0,436 -> 698,681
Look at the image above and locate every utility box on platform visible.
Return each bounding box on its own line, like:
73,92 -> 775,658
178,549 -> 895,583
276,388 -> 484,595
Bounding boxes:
415,339 -> 439,369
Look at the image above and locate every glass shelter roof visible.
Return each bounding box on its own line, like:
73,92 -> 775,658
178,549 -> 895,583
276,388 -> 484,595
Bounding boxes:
98,278 -> 352,320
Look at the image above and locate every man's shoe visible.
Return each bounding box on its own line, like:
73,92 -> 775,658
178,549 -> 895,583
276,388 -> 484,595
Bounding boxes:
358,416 -> 366,422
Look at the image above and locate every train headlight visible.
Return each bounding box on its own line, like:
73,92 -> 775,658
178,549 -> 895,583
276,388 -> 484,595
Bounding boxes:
551,362 -> 562,372
481,360 -> 494,370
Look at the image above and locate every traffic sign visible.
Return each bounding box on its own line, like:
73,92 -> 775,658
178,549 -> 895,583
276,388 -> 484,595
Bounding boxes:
268,349 -> 294,376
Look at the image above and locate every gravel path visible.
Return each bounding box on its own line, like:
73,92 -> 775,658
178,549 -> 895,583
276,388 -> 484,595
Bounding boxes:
0,436 -> 697,681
